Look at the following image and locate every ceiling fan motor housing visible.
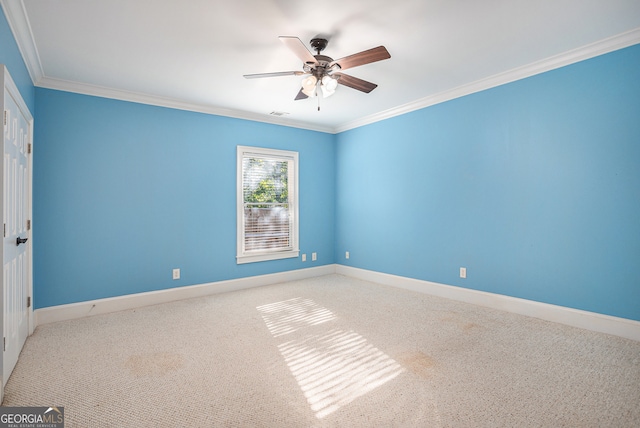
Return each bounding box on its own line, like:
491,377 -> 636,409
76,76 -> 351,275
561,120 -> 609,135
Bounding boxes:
310,38 -> 328,54
304,54 -> 339,79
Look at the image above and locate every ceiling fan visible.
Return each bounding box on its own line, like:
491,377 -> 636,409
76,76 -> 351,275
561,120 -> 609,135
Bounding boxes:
244,36 -> 390,108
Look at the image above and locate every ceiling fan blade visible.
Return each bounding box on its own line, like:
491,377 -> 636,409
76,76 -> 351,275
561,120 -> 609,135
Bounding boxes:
279,36 -> 318,66
244,71 -> 304,79
329,46 -> 390,71
333,73 -> 378,93
294,88 -> 308,100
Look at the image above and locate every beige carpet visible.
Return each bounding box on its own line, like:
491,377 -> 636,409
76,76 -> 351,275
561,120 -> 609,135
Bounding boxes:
3,274 -> 640,427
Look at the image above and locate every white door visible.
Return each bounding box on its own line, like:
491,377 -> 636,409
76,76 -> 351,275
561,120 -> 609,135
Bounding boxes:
3,84 -> 30,386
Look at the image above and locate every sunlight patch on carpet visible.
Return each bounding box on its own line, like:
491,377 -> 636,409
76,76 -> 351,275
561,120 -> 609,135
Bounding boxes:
258,298 -> 405,419
257,297 -> 336,337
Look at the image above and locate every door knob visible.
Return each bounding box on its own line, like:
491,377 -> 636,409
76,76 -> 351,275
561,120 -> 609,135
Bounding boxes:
16,237 -> 28,246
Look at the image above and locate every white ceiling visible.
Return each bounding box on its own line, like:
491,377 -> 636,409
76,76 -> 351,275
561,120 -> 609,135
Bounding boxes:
3,0 -> 640,133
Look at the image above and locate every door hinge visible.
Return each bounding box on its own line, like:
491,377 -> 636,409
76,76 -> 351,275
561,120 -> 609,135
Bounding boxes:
27,219 -> 31,231
27,143 -> 32,154
3,223 -> 5,237
3,337 -> 5,352
27,296 -> 31,308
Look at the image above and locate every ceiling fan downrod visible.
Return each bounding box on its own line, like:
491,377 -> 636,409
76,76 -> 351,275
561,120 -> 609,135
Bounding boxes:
310,38 -> 328,55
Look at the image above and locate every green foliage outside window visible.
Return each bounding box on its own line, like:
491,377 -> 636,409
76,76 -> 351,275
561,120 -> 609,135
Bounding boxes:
243,158 -> 289,207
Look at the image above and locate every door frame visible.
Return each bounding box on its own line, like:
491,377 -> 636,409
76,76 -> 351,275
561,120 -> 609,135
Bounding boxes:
1,64 -> 34,401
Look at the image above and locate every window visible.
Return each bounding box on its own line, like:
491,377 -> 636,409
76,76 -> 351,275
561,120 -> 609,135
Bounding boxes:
237,146 -> 299,264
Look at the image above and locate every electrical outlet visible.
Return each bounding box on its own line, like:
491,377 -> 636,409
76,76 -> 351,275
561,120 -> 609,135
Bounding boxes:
345,251 -> 350,259
173,268 -> 180,280
460,267 -> 466,279
312,252 -> 317,261
302,254 -> 307,262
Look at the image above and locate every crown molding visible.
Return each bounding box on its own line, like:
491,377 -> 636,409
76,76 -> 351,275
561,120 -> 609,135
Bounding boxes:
1,1 -> 331,133
3,0 -> 638,135
334,27 -> 640,133
37,76 -> 335,134
0,0 -> 43,83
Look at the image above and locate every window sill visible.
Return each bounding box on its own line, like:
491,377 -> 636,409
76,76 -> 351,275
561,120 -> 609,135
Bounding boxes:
236,249 -> 300,264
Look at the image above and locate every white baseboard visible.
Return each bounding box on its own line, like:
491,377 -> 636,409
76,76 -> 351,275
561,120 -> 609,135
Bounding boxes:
336,265 -> 640,342
34,265 -> 335,326
35,264 -> 640,342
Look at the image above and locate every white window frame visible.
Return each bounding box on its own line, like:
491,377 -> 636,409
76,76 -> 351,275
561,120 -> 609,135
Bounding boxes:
236,146 -> 299,264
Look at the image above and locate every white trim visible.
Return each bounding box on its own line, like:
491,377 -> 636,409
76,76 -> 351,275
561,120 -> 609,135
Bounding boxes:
3,64 -> 35,330
236,146 -> 299,264
1,67 -> 34,336
0,0 -> 44,84
335,28 -> 640,133
335,265 -> 640,342
35,76 -> 336,134
1,65 -> 32,123
2,0 -> 637,135
34,265 -> 335,326
1,64 -> 34,403
236,250 -> 300,265
36,29 -> 639,135
34,264 -> 640,341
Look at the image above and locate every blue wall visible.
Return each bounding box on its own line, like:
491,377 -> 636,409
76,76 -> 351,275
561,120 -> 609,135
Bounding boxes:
34,90 -> 336,308
2,7 -> 639,320
336,44 -> 640,321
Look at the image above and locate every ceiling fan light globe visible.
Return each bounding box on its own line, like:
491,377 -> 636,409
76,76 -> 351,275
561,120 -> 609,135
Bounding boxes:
301,87 -> 317,98
321,86 -> 336,98
301,75 -> 317,90
322,75 -> 338,91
